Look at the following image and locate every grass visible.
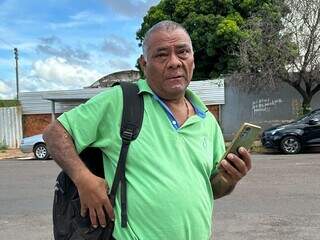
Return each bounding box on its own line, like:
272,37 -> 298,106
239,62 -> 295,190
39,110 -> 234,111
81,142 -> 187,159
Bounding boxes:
225,140 -> 270,154
250,145 -> 268,153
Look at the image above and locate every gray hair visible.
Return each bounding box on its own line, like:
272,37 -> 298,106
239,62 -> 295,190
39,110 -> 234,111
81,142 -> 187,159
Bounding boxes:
142,20 -> 192,58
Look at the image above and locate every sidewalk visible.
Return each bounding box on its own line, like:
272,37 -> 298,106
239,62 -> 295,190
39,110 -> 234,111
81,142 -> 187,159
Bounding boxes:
0,149 -> 33,160
0,141 -> 269,161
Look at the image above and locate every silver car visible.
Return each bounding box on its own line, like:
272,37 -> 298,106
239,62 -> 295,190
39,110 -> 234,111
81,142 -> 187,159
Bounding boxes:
20,134 -> 50,160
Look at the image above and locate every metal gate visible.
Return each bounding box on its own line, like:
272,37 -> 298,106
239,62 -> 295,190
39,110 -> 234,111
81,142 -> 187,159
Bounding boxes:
0,106 -> 23,148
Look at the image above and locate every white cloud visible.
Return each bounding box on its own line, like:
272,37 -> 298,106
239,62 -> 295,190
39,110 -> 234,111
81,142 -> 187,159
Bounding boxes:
108,59 -> 132,70
102,35 -> 137,57
70,11 -> 107,23
36,36 -> 91,65
20,57 -> 103,91
0,80 -> 13,99
0,80 -> 10,92
105,0 -> 159,17
0,57 -> 14,67
50,11 -> 110,30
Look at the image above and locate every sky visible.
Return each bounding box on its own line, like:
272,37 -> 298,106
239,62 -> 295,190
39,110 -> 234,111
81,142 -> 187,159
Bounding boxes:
0,0 -> 159,99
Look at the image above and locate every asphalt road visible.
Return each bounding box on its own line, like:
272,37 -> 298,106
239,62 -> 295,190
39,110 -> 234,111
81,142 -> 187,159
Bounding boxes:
213,153 -> 320,240
0,153 -> 319,240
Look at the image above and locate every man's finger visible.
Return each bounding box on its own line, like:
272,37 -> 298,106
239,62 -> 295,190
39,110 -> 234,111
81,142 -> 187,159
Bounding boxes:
238,147 -> 252,170
89,208 -> 98,228
221,159 -> 242,180
80,203 -> 88,217
104,199 -> 115,221
227,153 -> 248,175
96,207 -> 107,227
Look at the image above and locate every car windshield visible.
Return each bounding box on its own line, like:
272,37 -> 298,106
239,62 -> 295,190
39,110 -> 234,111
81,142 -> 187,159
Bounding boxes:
295,110 -> 320,123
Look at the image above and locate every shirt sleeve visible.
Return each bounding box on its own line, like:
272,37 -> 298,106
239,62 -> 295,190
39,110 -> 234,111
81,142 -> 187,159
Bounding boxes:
211,118 -> 226,177
57,86 -> 122,153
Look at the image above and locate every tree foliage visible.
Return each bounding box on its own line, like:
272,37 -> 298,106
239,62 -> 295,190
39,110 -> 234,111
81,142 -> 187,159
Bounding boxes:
237,0 -> 320,113
136,0 -> 284,80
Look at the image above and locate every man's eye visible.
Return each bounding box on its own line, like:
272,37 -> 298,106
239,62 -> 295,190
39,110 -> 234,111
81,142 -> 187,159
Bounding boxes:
178,49 -> 190,56
156,53 -> 167,58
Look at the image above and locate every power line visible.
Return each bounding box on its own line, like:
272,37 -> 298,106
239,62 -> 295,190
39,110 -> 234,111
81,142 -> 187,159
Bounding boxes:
0,38 -> 14,48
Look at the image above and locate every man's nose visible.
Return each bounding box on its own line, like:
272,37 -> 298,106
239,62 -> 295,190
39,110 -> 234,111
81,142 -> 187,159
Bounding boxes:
167,53 -> 182,68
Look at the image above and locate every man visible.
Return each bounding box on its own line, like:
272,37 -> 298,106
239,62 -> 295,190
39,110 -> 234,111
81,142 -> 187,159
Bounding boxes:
44,20 -> 251,240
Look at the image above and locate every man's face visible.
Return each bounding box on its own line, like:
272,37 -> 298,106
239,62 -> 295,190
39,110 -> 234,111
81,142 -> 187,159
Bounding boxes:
140,29 -> 195,100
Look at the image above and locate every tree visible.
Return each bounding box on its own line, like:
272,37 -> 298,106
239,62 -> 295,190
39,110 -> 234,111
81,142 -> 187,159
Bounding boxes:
237,0 -> 320,113
136,0 -> 284,80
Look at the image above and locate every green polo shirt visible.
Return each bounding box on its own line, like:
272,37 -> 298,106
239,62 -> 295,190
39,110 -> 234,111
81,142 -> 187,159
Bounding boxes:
58,79 -> 225,240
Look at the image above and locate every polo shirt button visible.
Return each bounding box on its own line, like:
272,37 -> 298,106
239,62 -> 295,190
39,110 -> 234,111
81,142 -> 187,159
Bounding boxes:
172,120 -> 176,125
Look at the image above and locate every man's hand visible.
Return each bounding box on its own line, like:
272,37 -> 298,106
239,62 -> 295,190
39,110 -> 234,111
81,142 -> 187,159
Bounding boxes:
76,172 -> 115,228
220,147 -> 252,184
212,147 -> 252,199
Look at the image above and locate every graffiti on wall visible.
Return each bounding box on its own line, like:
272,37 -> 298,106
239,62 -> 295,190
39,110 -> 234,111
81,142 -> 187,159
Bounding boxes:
252,98 -> 283,114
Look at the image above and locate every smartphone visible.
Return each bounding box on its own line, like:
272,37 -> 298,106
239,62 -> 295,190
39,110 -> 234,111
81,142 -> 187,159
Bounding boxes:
221,122 -> 261,161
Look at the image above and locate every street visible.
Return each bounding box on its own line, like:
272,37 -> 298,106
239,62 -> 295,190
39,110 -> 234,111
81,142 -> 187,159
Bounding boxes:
213,153 -> 320,240
0,153 -> 319,240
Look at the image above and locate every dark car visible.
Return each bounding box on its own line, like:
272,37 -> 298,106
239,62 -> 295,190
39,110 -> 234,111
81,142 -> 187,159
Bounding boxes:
261,109 -> 320,154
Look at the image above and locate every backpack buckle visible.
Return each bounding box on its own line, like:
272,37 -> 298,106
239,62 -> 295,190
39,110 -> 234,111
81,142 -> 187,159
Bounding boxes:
122,129 -> 133,142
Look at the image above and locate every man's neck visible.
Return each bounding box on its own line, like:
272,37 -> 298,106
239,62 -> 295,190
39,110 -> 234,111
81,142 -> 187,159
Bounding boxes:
162,96 -> 185,106
163,96 -> 194,127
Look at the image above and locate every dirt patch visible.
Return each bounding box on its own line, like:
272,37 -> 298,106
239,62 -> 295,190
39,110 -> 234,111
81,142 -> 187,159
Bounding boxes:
0,149 -> 33,160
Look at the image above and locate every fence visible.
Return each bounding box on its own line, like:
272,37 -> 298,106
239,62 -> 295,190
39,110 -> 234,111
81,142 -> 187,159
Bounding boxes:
0,106 -> 23,148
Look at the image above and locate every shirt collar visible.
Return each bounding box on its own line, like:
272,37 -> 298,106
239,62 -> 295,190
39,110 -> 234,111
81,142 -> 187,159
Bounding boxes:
137,79 -> 154,95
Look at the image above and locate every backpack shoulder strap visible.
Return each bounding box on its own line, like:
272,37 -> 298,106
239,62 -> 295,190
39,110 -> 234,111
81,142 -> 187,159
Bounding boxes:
109,81 -> 144,227
119,81 -> 144,141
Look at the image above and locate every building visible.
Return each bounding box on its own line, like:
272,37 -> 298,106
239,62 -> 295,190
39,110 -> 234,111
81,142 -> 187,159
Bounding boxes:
19,71 -> 225,137
89,70 -> 140,88
19,71 -> 320,140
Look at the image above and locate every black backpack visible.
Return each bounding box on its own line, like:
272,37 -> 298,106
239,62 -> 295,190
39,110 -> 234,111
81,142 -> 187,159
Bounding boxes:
53,82 -> 144,240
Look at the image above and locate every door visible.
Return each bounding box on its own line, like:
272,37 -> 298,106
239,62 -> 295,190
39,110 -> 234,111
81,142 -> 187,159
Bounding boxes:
303,112 -> 320,146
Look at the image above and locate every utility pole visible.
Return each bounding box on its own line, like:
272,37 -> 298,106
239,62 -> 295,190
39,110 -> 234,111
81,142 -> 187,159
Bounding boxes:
14,48 -> 19,100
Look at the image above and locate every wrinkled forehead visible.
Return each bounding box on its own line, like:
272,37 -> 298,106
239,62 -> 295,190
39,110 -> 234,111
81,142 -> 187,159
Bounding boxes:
147,29 -> 193,53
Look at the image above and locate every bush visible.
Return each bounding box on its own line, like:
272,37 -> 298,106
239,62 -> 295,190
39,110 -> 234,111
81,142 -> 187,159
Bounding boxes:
0,100 -> 21,108
0,142 -> 7,150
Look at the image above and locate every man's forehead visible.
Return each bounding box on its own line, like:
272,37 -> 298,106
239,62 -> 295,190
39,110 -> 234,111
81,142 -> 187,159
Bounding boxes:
155,43 -> 191,51
148,29 -> 192,50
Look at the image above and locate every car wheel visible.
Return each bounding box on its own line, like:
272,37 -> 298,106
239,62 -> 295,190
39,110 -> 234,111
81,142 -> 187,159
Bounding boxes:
33,143 -> 49,160
280,136 -> 301,154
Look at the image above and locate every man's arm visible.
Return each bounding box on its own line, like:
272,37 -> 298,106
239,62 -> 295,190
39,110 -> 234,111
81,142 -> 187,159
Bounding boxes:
43,120 -> 114,227
211,147 -> 251,199
43,120 -> 89,183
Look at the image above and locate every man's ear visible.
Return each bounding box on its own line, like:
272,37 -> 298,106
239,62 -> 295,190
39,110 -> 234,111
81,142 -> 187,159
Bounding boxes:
139,55 -> 147,74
